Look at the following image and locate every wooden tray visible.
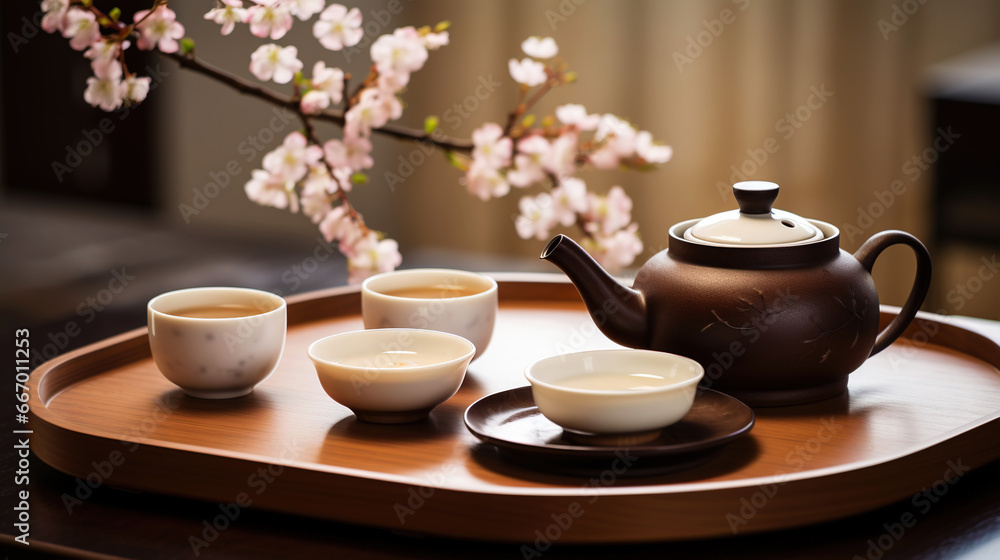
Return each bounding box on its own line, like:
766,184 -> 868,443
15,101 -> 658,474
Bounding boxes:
27,274 -> 1000,543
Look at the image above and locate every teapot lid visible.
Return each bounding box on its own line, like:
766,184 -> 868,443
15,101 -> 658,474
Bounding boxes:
685,181 -> 823,246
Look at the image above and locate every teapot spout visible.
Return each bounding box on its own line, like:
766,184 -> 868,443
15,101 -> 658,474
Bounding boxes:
541,235 -> 648,349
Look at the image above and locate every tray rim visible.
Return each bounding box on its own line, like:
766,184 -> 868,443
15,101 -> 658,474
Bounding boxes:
24,274 -> 1000,540
29,276 -> 1000,495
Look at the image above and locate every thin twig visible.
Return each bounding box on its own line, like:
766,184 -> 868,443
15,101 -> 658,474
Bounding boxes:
159,51 -> 473,152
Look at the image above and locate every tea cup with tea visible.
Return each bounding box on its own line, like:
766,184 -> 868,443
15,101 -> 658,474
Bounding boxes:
361,269 -> 498,361
147,287 -> 287,399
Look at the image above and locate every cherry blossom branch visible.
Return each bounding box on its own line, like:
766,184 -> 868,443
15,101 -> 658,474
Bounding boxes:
160,51 -> 473,152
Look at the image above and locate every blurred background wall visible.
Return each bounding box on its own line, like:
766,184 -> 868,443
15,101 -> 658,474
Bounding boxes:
3,0 -> 1000,350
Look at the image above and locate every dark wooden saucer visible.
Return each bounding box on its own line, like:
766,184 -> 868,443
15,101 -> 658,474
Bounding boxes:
464,386 -> 755,477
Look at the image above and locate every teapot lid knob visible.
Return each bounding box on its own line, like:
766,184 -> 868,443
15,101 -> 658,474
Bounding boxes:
733,181 -> 779,215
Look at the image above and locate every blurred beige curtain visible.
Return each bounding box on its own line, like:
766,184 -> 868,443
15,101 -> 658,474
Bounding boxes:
395,0 -> 1000,305
165,1 -> 1000,307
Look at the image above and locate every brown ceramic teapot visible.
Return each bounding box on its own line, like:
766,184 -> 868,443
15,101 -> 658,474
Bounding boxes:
542,181 -> 932,406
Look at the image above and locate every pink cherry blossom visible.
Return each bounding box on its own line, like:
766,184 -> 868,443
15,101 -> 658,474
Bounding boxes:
313,4 -> 363,51
83,59 -> 123,111
555,104 -> 601,131
247,1 -> 294,40
422,31 -> 450,50
471,123 -> 512,169
324,136 -> 374,171
41,0 -> 69,34
120,75 -> 152,105
249,44 -> 303,84
288,0 -> 326,21
507,135 -> 551,188
521,36 -> 558,59
344,88 -> 401,139
550,177 -> 588,227
300,168 -> 338,223
371,27 -> 428,81
508,58 -> 547,87
347,233 -> 402,283
376,71 -> 410,94
584,185 -> 633,236
300,61 -> 345,113
204,0 -> 247,36
134,7 -> 185,53
245,169 -> 295,210
262,131 -> 322,182
62,9 -> 100,51
464,159 -> 510,201
589,114 -> 638,169
514,193 -> 557,240
300,91 -> 329,114
84,39 -> 127,63
543,130 -> 578,178
583,224 -> 643,273
319,205 -> 355,244
635,131 -> 673,164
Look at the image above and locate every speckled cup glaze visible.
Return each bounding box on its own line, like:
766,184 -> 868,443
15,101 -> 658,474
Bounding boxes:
147,287 -> 286,399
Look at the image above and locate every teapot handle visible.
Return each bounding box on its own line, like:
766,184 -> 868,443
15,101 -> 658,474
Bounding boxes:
853,230 -> 933,357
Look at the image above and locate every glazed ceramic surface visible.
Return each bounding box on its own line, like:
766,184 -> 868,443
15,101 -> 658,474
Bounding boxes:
524,349 -> 703,435
361,269 -> 498,360
147,287 -> 286,399
308,328 -> 475,423
543,182 -> 932,406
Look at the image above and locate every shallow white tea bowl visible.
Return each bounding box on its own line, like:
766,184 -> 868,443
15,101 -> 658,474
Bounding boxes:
308,328 -> 476,423
525,349 -> 704,445
147,287 -> 287,399
361,269 -> 498,361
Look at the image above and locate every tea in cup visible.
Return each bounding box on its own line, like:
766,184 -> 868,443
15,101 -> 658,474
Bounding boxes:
147,287 -> 287,399
361,269 -> 498,360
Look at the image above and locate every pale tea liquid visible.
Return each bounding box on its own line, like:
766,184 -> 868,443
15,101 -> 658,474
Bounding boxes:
381,284 -> 483,299
558,372 -> 671,391
169,304 -> 264,319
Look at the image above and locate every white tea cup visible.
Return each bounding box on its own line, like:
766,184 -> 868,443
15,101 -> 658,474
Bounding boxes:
361,269 -> 498,361
147,287 -> 286,399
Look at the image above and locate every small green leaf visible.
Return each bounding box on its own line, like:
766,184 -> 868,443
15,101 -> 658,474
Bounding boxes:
423,115 -> 439,135
564,71 -> 578,83
179,38 -> 195,55
434,21 -> 451,32
445,151 -> 468,171
521,114 -> 536,128
541,115 -> 556,128
109,7 -> 121,22
97,16 -> 112,26
351,172 -> 369,185
81,0 -> 92,7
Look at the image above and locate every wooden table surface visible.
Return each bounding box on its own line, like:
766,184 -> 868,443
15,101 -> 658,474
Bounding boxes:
4,279 -> 1000,559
